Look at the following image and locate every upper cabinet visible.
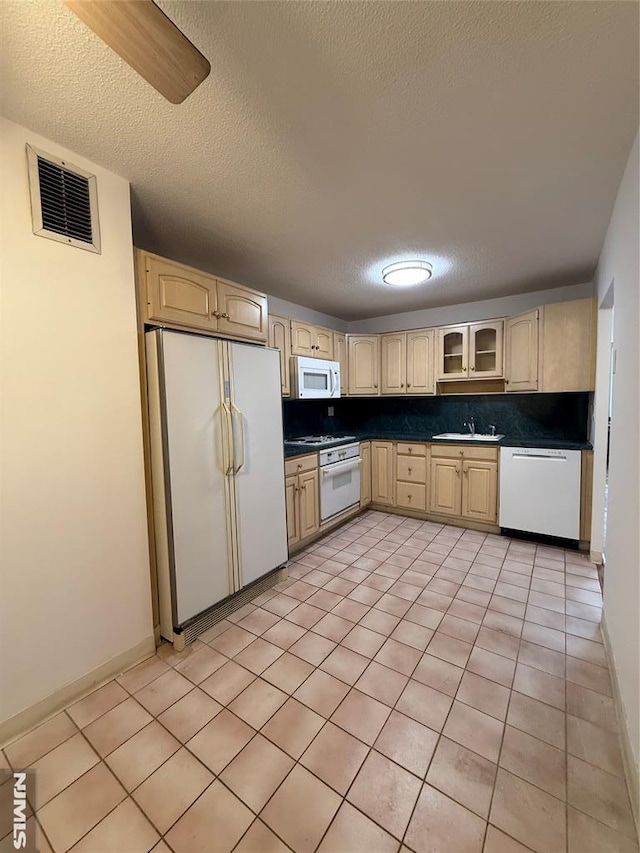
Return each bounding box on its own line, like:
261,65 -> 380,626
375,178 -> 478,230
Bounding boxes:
380,330 -> 435,395
540,298 -> 596,392
505,299 -> 596,393
505,309 -> 539,391
348,335 -> 379,395
436,321 -> 504,381
268,313 -> 291,396
291,320 -> 333,359
138,250 -> 268,342
333,332 -> 348,395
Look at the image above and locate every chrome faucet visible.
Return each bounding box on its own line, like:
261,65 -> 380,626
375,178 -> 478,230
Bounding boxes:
464,417 -> 475,436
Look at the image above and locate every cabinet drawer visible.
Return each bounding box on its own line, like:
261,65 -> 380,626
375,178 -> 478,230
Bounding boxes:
285,454 -> 317,476
396,442 -> 427,457
430,443 -> 498,462
396,483 -> 427,511
396,455 -> 427,483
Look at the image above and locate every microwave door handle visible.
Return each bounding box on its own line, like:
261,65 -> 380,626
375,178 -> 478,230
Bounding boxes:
329,368 -> 335,397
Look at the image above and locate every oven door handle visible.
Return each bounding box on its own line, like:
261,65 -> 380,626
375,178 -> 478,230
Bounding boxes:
322,458 -> 361,478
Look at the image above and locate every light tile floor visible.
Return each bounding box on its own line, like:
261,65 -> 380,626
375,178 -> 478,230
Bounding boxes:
2,511 -> 638,853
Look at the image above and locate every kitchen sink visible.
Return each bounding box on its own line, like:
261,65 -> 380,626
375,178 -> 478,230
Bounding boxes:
432,432 -> 504,441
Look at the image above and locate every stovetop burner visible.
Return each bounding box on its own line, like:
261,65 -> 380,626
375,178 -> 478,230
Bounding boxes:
284,435 -> 356,447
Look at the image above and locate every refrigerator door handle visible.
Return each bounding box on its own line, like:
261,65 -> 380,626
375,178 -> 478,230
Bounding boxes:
221,403 -> 234,476
231,403 -> 245,474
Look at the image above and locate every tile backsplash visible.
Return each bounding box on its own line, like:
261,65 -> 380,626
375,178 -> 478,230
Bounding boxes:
283,392 -> 591,442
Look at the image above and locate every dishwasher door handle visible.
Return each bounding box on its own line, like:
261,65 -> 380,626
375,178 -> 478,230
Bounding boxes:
512,453 -> 568,461
322,459 -> 361,478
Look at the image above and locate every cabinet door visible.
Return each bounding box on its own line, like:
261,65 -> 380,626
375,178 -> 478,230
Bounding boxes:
269,314 -> 291,396
505,309 -> 539,391
290,321 -> 315,357
360,441 -> 371,507
406,329 -> 435,394
146,255 -> 218,331
371,442 -> 395,505
380,334 -> 406,395
469,321 -> 504,378
430,458 -> 462,516
541,298 -> 596,392
333,332 -> 348,395
285,476 -> 299,546
348,336 -> 379,395
298,469 -> 320,540
216,280 -> 268,342
315,327 -> 334,360
462,460 -> 497,523
437,326 -> 468,380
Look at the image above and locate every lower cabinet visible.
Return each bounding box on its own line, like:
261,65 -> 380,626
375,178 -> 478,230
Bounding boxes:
395,443 -> 427,511
371,441 -> 395,505
284,454 -> 319,547
430,445 -> 499,524
360,441 -> 372,507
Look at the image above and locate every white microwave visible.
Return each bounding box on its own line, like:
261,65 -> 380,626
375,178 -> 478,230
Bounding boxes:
290,356 -> 340,399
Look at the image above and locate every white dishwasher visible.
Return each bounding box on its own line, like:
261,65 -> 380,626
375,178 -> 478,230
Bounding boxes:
499,447 -> 581,540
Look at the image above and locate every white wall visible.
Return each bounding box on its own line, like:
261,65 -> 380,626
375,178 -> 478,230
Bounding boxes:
348,281 -> 594,333
268,294 -> 348,332
0,118 -> 153,731
592,132 -> 639,809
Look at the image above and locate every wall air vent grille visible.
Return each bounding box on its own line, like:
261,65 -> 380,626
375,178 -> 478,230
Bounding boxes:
26,145 -> 101,253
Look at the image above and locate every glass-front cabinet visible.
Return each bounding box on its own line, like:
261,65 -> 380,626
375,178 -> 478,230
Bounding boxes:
437,320 -> 504,381
437,326 -> 468,379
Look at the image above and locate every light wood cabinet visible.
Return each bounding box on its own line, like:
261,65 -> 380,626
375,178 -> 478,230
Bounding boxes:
406,329 -> 436,394
380,330 -> 435,396
360,441 -> 371,507
395,443 -> 427,511
139,251 -> 268,342
437,321 -> 504,381
430,444 -> 498,523
268,314 -> 291,396
284,454 -> 320,548
430,457 -> 462,515
462,459 -> 498,523
333,332 -> 348,395
505,309 -> 539,391
371,441 -> 394,505
348,335 -> 379,395
540,298 -> 596,392
291,320 -> 334,359
380,334 -> 406,394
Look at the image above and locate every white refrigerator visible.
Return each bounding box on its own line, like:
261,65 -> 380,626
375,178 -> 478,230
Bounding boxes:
146,329 -> 288,643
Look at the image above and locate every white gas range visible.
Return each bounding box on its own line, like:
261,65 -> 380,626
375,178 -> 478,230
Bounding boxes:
285,436 -> 361,520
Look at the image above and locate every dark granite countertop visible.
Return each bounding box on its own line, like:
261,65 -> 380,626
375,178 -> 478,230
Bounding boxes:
284,433 -> 591,458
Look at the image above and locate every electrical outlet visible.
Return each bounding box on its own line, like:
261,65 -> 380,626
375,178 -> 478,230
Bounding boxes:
328,406 -> 334,417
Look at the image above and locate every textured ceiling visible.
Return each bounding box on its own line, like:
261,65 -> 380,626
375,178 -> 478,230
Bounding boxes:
1,1 -> 638,320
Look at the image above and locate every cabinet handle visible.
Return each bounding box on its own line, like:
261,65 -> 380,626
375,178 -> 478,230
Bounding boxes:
408,467 -> 412,474
297,464 -> 302,470
221,313 -> 230,319
374,383 -> 378,388
464,468 -> 468,476
407,383 -> 411,388
456,468 -> 461,477
408,447 -> 412,453
459,450 -> 464,455
300,483 -> 306,490
212,310 -> 220,317
401,383 -> 404,388
408,494 -> 412,501
470,366 -> 475,371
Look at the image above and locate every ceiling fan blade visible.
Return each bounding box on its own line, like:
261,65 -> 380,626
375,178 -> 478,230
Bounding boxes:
63,0 -> 210,104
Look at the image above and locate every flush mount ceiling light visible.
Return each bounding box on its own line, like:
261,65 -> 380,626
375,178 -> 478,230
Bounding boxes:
382,260 -> 433,287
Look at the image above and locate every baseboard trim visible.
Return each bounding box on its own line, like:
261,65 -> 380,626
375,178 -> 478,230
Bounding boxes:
601,616 -> 640,837
0,636 -> 156,747
590,549 -> 603,564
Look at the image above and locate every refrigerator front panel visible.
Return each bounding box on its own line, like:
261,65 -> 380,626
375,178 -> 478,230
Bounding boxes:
229,344 -> 288,587
160,331 -> 232,625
